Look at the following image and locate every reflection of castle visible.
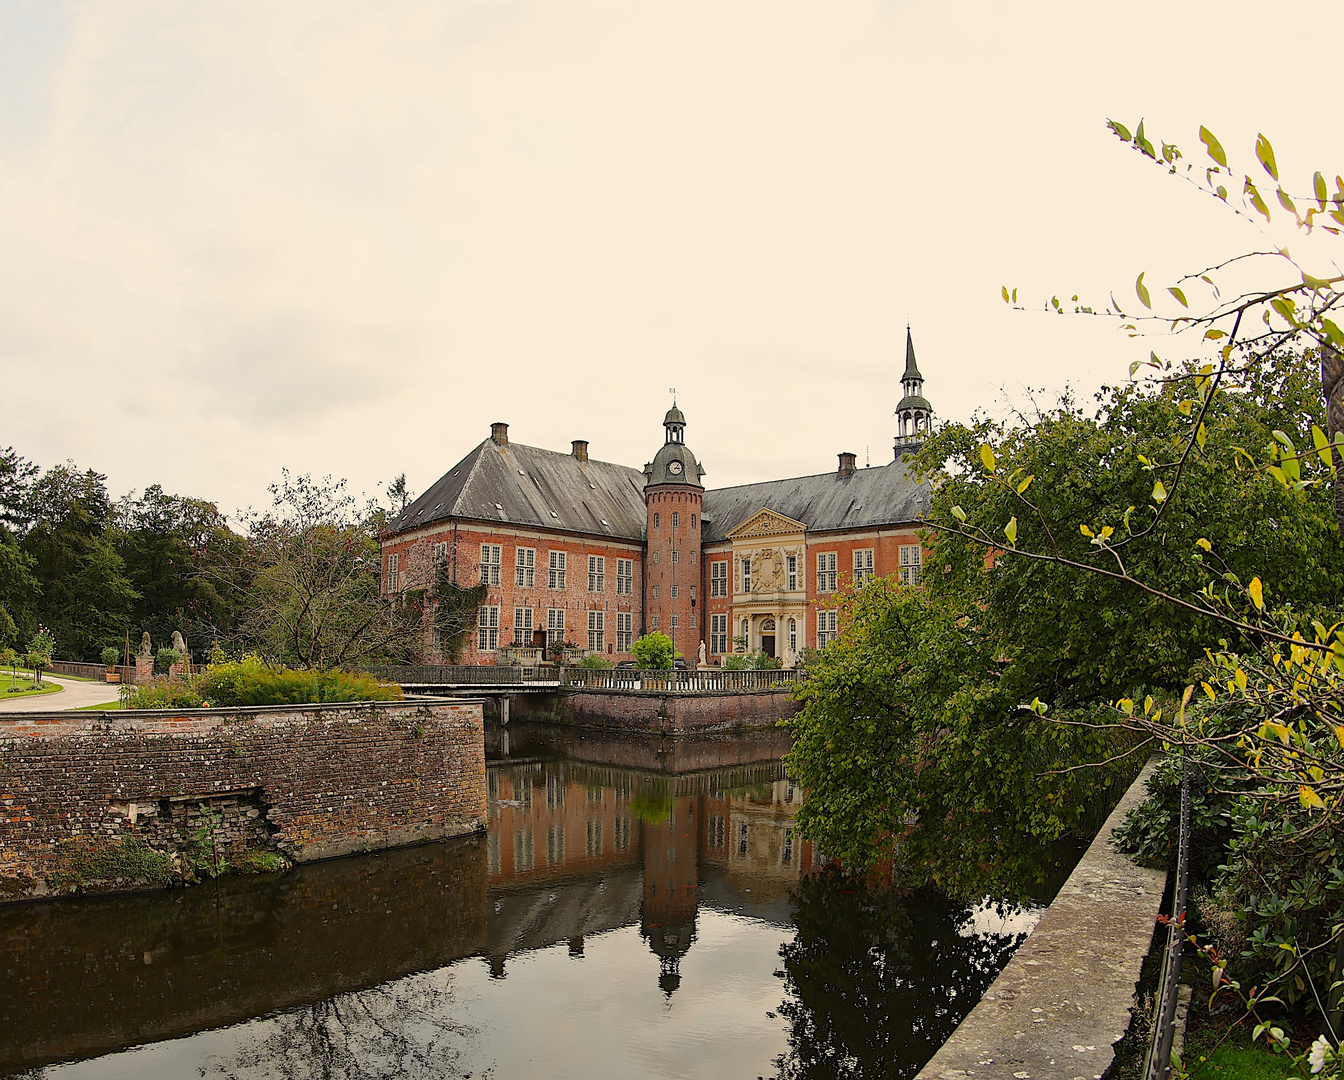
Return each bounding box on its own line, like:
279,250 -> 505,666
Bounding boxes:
486,761 -> 816,994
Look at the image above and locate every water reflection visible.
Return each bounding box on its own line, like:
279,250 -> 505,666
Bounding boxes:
0,723 -> 1074,1080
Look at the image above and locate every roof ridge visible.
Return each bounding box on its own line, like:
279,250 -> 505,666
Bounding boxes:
451,438 -> 494,517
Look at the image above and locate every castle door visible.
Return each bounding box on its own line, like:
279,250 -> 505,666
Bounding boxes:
760,618 -> 776,659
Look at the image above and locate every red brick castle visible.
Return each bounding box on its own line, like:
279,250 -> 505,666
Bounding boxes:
381,329 -> 935,666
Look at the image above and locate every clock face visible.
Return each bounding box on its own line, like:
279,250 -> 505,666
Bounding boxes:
668,461 -> 684,475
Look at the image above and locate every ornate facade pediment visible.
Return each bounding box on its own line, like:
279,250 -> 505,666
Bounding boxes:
726,507 -> 806,540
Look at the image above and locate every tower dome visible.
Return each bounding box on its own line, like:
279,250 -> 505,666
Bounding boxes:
645,402 -> 704,488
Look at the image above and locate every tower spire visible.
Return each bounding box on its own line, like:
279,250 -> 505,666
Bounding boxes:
893,326 -> 934,459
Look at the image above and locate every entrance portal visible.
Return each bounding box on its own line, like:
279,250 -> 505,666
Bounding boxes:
760,619 -> 776,659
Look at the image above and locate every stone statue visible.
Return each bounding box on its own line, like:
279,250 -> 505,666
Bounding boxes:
138,632 -> 152,657
172,631 -> 186,656
698,641 -> 707,667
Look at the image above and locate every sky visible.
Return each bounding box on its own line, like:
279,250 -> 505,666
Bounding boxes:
1,1 -> 1341,518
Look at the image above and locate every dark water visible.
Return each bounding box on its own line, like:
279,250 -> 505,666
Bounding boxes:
0,724 -> 1079,1080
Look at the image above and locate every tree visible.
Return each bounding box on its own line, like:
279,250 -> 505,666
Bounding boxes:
19,464 -> 137,659
630,632 -> 675,670
113,484 -> 243,652
227,472 -> 421,669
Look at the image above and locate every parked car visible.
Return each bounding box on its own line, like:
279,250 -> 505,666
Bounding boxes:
614,660 -> 637,669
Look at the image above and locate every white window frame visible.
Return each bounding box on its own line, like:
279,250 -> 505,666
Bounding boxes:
387,552 -> 398,592
817,552 -> 837,593
711,560 -> 728,597
588,610 -> 605,651
672,511 -> 680,528
853,548 -> 875,585
547,607 -> 565,646
616,557 -> 633,595
652,585 -> 659,599
817,609 -> 838,647
616,612 -> 633,652
786,554 -> 798,591
710,613 -> 728,654
670,584 -> 679,599
480,544 -> 502,586
515,547 -> 536,588
548,550 -> 567,589
788,618 -> 798,654
670,614 -> 679,629
651,613 -> 660,629
513,606 -> 534,646
671,549 -> 679,564
742,556 -> 752,593
588,554 -> 605,593
477,605 -> 500,651
899,544 -> 923,586
434,541 -> 447,566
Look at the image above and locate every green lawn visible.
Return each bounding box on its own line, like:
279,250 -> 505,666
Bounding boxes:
1185,1027 -> 1301,1080
77,700 -> 125,710
0,674 -> 63,699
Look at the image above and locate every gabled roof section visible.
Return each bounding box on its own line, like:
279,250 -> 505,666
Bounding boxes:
387,439 -> 649,540
702,459 -> 929,542
725,508 -> 808,540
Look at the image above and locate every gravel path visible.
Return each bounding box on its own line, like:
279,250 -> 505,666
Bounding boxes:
0,675 -> 122,713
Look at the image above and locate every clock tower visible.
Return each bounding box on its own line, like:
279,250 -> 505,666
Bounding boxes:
643,403 -> 705,663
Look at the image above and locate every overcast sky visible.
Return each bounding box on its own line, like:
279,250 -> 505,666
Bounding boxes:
2,1 -> 1341,518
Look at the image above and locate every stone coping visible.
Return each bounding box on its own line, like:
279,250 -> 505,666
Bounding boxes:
0,698 -> 486,721
916,757 -> 1166,1080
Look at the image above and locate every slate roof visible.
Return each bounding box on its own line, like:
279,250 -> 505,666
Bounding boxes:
388,439 -> 649,540
700,459 -> 930,542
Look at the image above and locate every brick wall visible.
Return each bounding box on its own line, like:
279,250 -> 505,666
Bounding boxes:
510,688 -> 800,734
381,522 -> 645,665
0,700 -> 486,902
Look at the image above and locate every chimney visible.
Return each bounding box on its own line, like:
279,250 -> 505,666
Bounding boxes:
837,452 -> 856,480
571,439 -> 589,462
491,422 -> 509,447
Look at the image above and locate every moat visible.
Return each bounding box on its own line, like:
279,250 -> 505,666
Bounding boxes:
0,724 -> 1080,1080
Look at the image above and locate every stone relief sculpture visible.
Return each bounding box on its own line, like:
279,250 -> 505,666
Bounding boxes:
753,549 -> 783,591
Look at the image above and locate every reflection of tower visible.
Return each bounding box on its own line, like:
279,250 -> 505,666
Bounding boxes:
639,793 -> 701,995
643,404 -> 705,662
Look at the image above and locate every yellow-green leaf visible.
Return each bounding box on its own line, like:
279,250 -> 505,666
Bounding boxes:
1002,285 -> 1010,303
979,444 -> 996,474
1080,523 -> 1095,537
1277,188 -> 1297,216
1255,133 -> 1278,180
1196,422 -> 1207,449
951,504 -> 966,523
1017,474 -> 1034,495
1136,272 -> 1151,309
1168,286 -> 1188,308
1196,537 -> 1212,552
1335,725 -> 1344,750
1152,479 -> 1168,503
1299,785 -> 1325,810
1003,516 -> 1017,546
1199,126 -> 1227,168
1315,171 -> 1328,208
1249,576 -> 1264,611
1202,681 -> 1217,702
1245,178 -> 1271,221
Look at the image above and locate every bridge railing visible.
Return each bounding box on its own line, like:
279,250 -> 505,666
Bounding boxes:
560,667 -> 802,693
365,664 -> 557,685
365,664 -> 802,692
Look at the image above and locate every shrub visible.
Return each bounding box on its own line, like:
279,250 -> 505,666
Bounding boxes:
100,646 -> 120,668
577,654 -> 614,669
721,653 -> 751,670
630,632 -> 675,670
155,647 -> 181,673
194,655 -> 403,707
120,677 -> 205,710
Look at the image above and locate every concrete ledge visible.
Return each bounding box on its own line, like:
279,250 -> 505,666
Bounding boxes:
916,757 -> 1166,1080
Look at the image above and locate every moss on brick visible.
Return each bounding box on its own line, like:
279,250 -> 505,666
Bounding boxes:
46,836 -> 175,894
